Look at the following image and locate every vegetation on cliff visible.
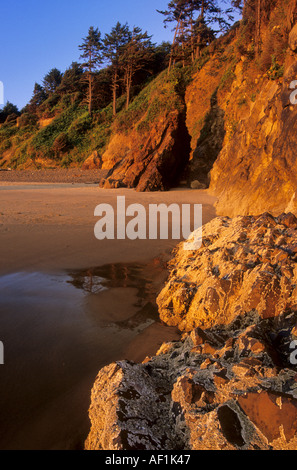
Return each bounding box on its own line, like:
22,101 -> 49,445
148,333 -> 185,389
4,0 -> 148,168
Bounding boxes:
0,0 -> 296,202
0,0 -> 237,176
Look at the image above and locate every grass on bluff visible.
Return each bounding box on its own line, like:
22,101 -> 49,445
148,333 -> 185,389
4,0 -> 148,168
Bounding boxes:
0,62 -> 201,169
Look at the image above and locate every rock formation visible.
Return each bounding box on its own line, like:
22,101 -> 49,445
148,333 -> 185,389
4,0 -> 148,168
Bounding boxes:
209,56 -> 297,217
99,71 -> 191,192
99,110 -> 190,192
208,3 -> 297,217
85,213 -> 297,450
157,213 -> 297,331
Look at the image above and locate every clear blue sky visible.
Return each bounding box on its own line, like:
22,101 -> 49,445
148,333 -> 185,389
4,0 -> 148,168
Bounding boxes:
0,0 -> 237,111
0,0 -> 173,110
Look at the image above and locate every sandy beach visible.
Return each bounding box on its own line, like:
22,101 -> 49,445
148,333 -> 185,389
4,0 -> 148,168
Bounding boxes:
0,182 -> 217,449
0,183 -> 217,275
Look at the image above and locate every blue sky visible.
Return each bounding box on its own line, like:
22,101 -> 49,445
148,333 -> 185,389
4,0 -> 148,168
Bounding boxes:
0,0 -> 173,110
0,0 -> 238,110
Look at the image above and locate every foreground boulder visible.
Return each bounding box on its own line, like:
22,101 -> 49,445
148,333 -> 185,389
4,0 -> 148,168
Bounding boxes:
85,311 -> 297,450
157,213 -> 297,331
85,213 -> 297,450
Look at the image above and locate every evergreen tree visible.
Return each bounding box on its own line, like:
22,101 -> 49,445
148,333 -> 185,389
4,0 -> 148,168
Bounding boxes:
119,27 -> 154,109
152,42 -> 172,73
58,62 -> 84,96
42,68 -> 63,95
158,0 -> 234,70
0,101 -> 20,124
103,22 -> 130,116
29,83 -> 47,111
234,0 -> 264,57
158,0 -> 189,72
79,27 -> 103,115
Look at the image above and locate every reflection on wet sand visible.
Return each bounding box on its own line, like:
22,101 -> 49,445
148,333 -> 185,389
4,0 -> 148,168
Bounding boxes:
0,257 -> 180,450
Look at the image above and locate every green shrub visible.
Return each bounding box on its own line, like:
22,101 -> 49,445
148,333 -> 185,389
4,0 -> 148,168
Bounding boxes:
266,56 -> 284,80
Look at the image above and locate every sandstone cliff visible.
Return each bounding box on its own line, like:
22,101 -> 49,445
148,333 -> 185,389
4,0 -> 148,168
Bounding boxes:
85,213 -> 297,450
207,1 -> 297,217
99,70 -> 191,192
209,55 -> 297,217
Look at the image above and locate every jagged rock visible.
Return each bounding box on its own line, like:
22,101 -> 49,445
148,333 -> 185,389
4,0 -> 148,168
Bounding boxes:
82,151 -> 102,170
237,391 -> 297,443
85,360 -> 184,450
85,310 -> 297,450
85,213 -> 297,451
157,213 -> 297,331
289,24 -> 297,51
100,111 -> 191,192
210,54 -> 297,217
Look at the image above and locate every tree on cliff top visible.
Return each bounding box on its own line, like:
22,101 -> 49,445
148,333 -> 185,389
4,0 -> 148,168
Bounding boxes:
58,62 -> 84,96
0,101 -> 20,124
119,27 -> 154,110
28,83 -> 47,112
103,22 -> 130,116
158,0 -> 234,71
79,27 -> 104,115
42,68 -> 63,95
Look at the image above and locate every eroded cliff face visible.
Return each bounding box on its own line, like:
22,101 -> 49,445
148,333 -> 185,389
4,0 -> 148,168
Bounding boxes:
207,3 -> 297,217
183,35 -> 235,187
100,110 -> 190,192
85,213 -> 297,450
99,71 -> 191,192
209,56 -> 297,217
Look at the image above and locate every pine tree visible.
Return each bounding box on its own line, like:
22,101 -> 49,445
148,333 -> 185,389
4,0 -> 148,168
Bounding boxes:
59,62 -> 84,95
158,0 -> 234,71
79,27 -> 103,115
157,0 -> 189,73
42,68 -> 63,95
103,22 -> 130,116
0,101 -> 20,124
119,27 -> 154,109
234,0 -> 263,56
29,83 -> 47,111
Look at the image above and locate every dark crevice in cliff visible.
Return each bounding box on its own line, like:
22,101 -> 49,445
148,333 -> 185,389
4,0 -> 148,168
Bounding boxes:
184,88 -> 225,188
157,110 -> 191,190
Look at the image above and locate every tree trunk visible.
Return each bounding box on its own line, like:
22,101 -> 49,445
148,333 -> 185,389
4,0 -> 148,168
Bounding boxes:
126,68 -> 132,110
88,52 -> 93,115
195,2 -> 205,61
256,0 -> 261,56
88,73 -> 93,115
168,14 -> 181,75
190,15 -> 194,63
112,70 -> 118,117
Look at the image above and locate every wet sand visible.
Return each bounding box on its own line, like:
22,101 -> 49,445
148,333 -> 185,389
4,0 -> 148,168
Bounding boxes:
0,184 -> 217,275
0,183 -> 217,449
